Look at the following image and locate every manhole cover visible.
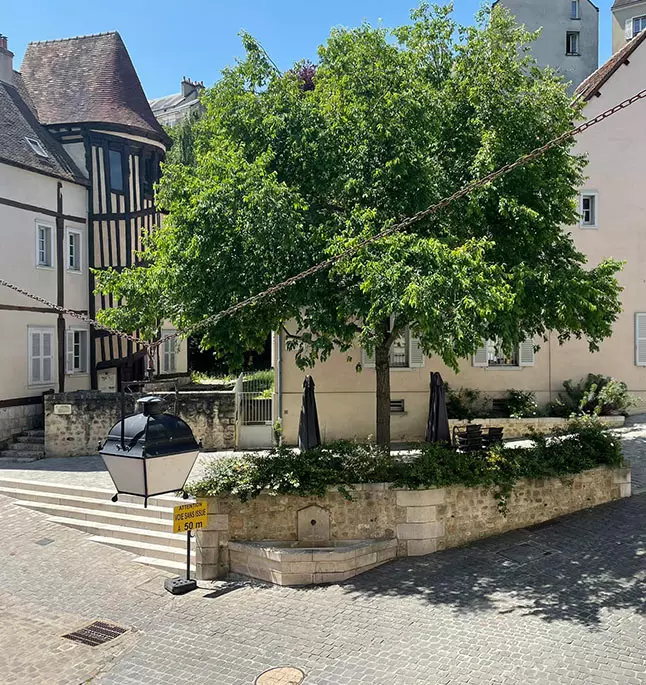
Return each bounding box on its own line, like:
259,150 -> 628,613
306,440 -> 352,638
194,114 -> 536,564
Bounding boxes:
255,666 -> 305,685
35,538 -> 54,546
497,541 -> 558,565
62,621 -> 128,647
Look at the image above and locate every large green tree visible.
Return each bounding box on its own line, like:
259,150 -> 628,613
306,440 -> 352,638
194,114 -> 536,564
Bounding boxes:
97,4 -> 622,445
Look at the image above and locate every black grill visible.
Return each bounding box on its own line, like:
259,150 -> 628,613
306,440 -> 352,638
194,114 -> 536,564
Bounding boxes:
62,621 -> 127,647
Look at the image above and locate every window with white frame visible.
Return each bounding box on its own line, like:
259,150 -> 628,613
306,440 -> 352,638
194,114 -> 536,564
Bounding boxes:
161,331 -> 178,373
566,31 -> 580,55
67,229 -> 82,271
362,326 -> 424,370
636,314 -> 646,366
473,339 -> 535,368
25,137 -> 48,158
571,0 -> 580,19
581,193 -> 597,227
632,16 -> 646,38
66,329 -> 88,374
29,327 -> 54,385
36,223 -> 53,267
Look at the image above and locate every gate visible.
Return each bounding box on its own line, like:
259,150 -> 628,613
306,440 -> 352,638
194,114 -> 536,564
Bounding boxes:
235,371 -> 274,449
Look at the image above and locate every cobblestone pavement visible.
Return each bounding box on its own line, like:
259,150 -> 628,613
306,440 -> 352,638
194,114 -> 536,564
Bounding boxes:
0,422 -> 645,684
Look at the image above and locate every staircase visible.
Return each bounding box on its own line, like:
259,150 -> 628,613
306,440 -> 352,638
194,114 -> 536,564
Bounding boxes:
0,477 -> 193,573
0,429 -> 45,462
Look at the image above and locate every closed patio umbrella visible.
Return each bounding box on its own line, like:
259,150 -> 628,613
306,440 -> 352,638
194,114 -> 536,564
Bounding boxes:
298,375 -> 321,450
425,372 -> 450,445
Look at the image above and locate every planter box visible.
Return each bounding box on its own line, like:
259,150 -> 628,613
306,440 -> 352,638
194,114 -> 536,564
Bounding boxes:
448,415 -> 625,439
195,464 -> 631,585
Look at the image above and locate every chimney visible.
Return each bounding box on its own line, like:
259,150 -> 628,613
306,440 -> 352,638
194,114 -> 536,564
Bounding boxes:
0,35 -> 14,84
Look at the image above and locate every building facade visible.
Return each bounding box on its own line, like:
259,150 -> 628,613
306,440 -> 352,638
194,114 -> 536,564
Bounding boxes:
496,0 -> 599,93
149,78 -> 204,127
611,0 -> 646,52
273,32 -> 646,445
0,32 -> 186,442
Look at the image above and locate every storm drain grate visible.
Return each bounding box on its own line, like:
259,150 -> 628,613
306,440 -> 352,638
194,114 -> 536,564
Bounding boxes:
62,621 -> 128,647
497,541 -> 558,565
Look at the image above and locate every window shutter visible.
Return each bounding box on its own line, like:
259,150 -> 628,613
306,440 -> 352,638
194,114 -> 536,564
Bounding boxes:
30,331 -> 41,383
409,334 -> 424,368
519,339 -> 536,367
362,347 -> 376,369
626,18 -> 633,40
472,342 -> 488,368
636,314 -> 646,366
66,330 -> 75,373
42,331 -> 53,382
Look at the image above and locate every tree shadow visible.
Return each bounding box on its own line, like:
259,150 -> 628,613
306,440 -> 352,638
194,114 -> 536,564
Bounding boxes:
337,493 -> 646,628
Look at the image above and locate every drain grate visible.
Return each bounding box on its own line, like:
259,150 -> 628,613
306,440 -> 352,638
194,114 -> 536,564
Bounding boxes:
62,621 -> 128,647
497,541 -> 558,565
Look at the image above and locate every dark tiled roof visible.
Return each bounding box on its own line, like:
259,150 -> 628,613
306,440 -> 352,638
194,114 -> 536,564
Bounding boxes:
20,32 -> 168,143
0,73 -> 87,183
574,28 -> 646,101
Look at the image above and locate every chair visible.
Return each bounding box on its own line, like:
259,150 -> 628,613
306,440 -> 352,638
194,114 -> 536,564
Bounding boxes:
452,424 -> 483,452
483,426 -> 504,448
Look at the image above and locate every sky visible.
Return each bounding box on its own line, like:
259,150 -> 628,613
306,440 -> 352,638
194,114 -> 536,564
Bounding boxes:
3,1 -> 615,100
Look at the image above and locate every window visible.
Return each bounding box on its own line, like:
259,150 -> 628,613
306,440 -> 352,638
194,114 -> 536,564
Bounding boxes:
636,314 -> 646,366
36,223 -> 53,267
632,16 -> 646,38
109,149 -> 124,192
571,0 -> 580,19
161,331 -> 178,373
581,193 -> 597,228
25,137 -> 48,158
473,339 -> 535,368
66,329 -> 88,374
29,328 -> 54,385
390,399 -> 406,414
566,31 -> 580,55
143,156 -> 157,196
67,230 -> 82,271
361,326 -> 424,370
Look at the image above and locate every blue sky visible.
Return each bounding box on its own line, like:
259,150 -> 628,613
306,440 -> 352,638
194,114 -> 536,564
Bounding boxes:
3,1 -> 615,100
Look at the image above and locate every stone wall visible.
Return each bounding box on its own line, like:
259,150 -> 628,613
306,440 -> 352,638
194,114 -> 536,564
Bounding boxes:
44,390 -> 236,458
0,403 -> 43,446
449,416 -> 625,440
196,465 -> 631,581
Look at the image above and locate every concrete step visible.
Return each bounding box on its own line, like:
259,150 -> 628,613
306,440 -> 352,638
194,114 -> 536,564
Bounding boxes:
0,478 -> 185,510
15,436 -> 45,444
89,536 -> 195,563
47,516 -> 187,549
12,500 -> 175,533
0,452 -> 42,463
7,442 -> 44,452
23,429 -> 44,438
133,556 -> 190,574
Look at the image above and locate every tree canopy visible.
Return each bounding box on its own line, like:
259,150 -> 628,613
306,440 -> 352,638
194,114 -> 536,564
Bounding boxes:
96,3 -> 623,444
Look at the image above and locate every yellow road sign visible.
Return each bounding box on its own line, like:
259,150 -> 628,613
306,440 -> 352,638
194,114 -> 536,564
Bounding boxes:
173,501 -> 208,534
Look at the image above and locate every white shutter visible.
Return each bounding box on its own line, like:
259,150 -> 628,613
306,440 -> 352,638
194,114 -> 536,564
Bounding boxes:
362,347 -> 376,368
636,314 -> 646,366
472,342 -> 488,367
30,330 -> 41,383
626,18 -> 633,40
409,334 -> 424,368
42,331 -> 53,382
519,339 -> 536,367
66,330 -> 75,373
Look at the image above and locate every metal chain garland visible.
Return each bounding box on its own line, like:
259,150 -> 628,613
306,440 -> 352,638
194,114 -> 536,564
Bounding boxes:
3,86 -> 646,352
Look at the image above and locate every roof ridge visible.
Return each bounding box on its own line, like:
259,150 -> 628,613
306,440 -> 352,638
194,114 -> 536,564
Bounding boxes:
27,31 -> 118,46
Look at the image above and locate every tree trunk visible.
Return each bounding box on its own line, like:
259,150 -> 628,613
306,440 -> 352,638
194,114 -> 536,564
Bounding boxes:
375,341 -> 391,448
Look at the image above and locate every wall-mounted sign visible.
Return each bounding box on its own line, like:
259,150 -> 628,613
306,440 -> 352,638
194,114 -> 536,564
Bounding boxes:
53,404 -> 72,415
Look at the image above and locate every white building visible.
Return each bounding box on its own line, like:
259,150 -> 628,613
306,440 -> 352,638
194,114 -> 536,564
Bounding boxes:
150,78 -> 204,127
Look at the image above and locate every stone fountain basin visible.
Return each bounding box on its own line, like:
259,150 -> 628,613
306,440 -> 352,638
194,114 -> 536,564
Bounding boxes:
227,538 -> 397,586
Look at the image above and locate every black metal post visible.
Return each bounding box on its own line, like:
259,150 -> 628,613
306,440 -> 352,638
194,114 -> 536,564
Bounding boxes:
186,530 -> 191,580
120,375 -> 126,451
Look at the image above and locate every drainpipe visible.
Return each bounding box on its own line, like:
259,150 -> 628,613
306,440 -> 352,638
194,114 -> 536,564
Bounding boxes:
275,330 -> 283,438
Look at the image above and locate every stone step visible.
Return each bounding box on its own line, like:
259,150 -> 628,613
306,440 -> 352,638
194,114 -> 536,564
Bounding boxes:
7,442 -> 44,452
0,478 -> 185,510
12,500 -> 175,533
22,429 -> 44,438
89,535 -> 195,563
0,485 -> 174,520
15,436 -> 45,444
47,516 -> 188,550
133,556 -> 190,574
0,452 -> 43,463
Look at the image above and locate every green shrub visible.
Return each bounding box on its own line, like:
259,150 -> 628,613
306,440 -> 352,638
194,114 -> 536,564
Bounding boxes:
445,384 -> 491,420
186,420 -> 623,515
556,374 -> 633,417
505,390 -> 538,418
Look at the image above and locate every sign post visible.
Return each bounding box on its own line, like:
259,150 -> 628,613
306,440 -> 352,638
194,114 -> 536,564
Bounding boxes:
164,501 -> 208,595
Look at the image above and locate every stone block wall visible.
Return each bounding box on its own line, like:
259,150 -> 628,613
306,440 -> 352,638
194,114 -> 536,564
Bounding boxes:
0,403 -> 43,445
44,390 -> 236,458
196,464 -> 631,581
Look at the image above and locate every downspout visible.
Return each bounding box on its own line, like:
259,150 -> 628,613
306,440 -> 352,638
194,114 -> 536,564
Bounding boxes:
548,333 -> 553,404
275,330 -> 283,443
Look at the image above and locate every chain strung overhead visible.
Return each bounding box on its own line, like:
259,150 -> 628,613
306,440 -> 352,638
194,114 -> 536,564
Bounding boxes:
2,87 -> 645,350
